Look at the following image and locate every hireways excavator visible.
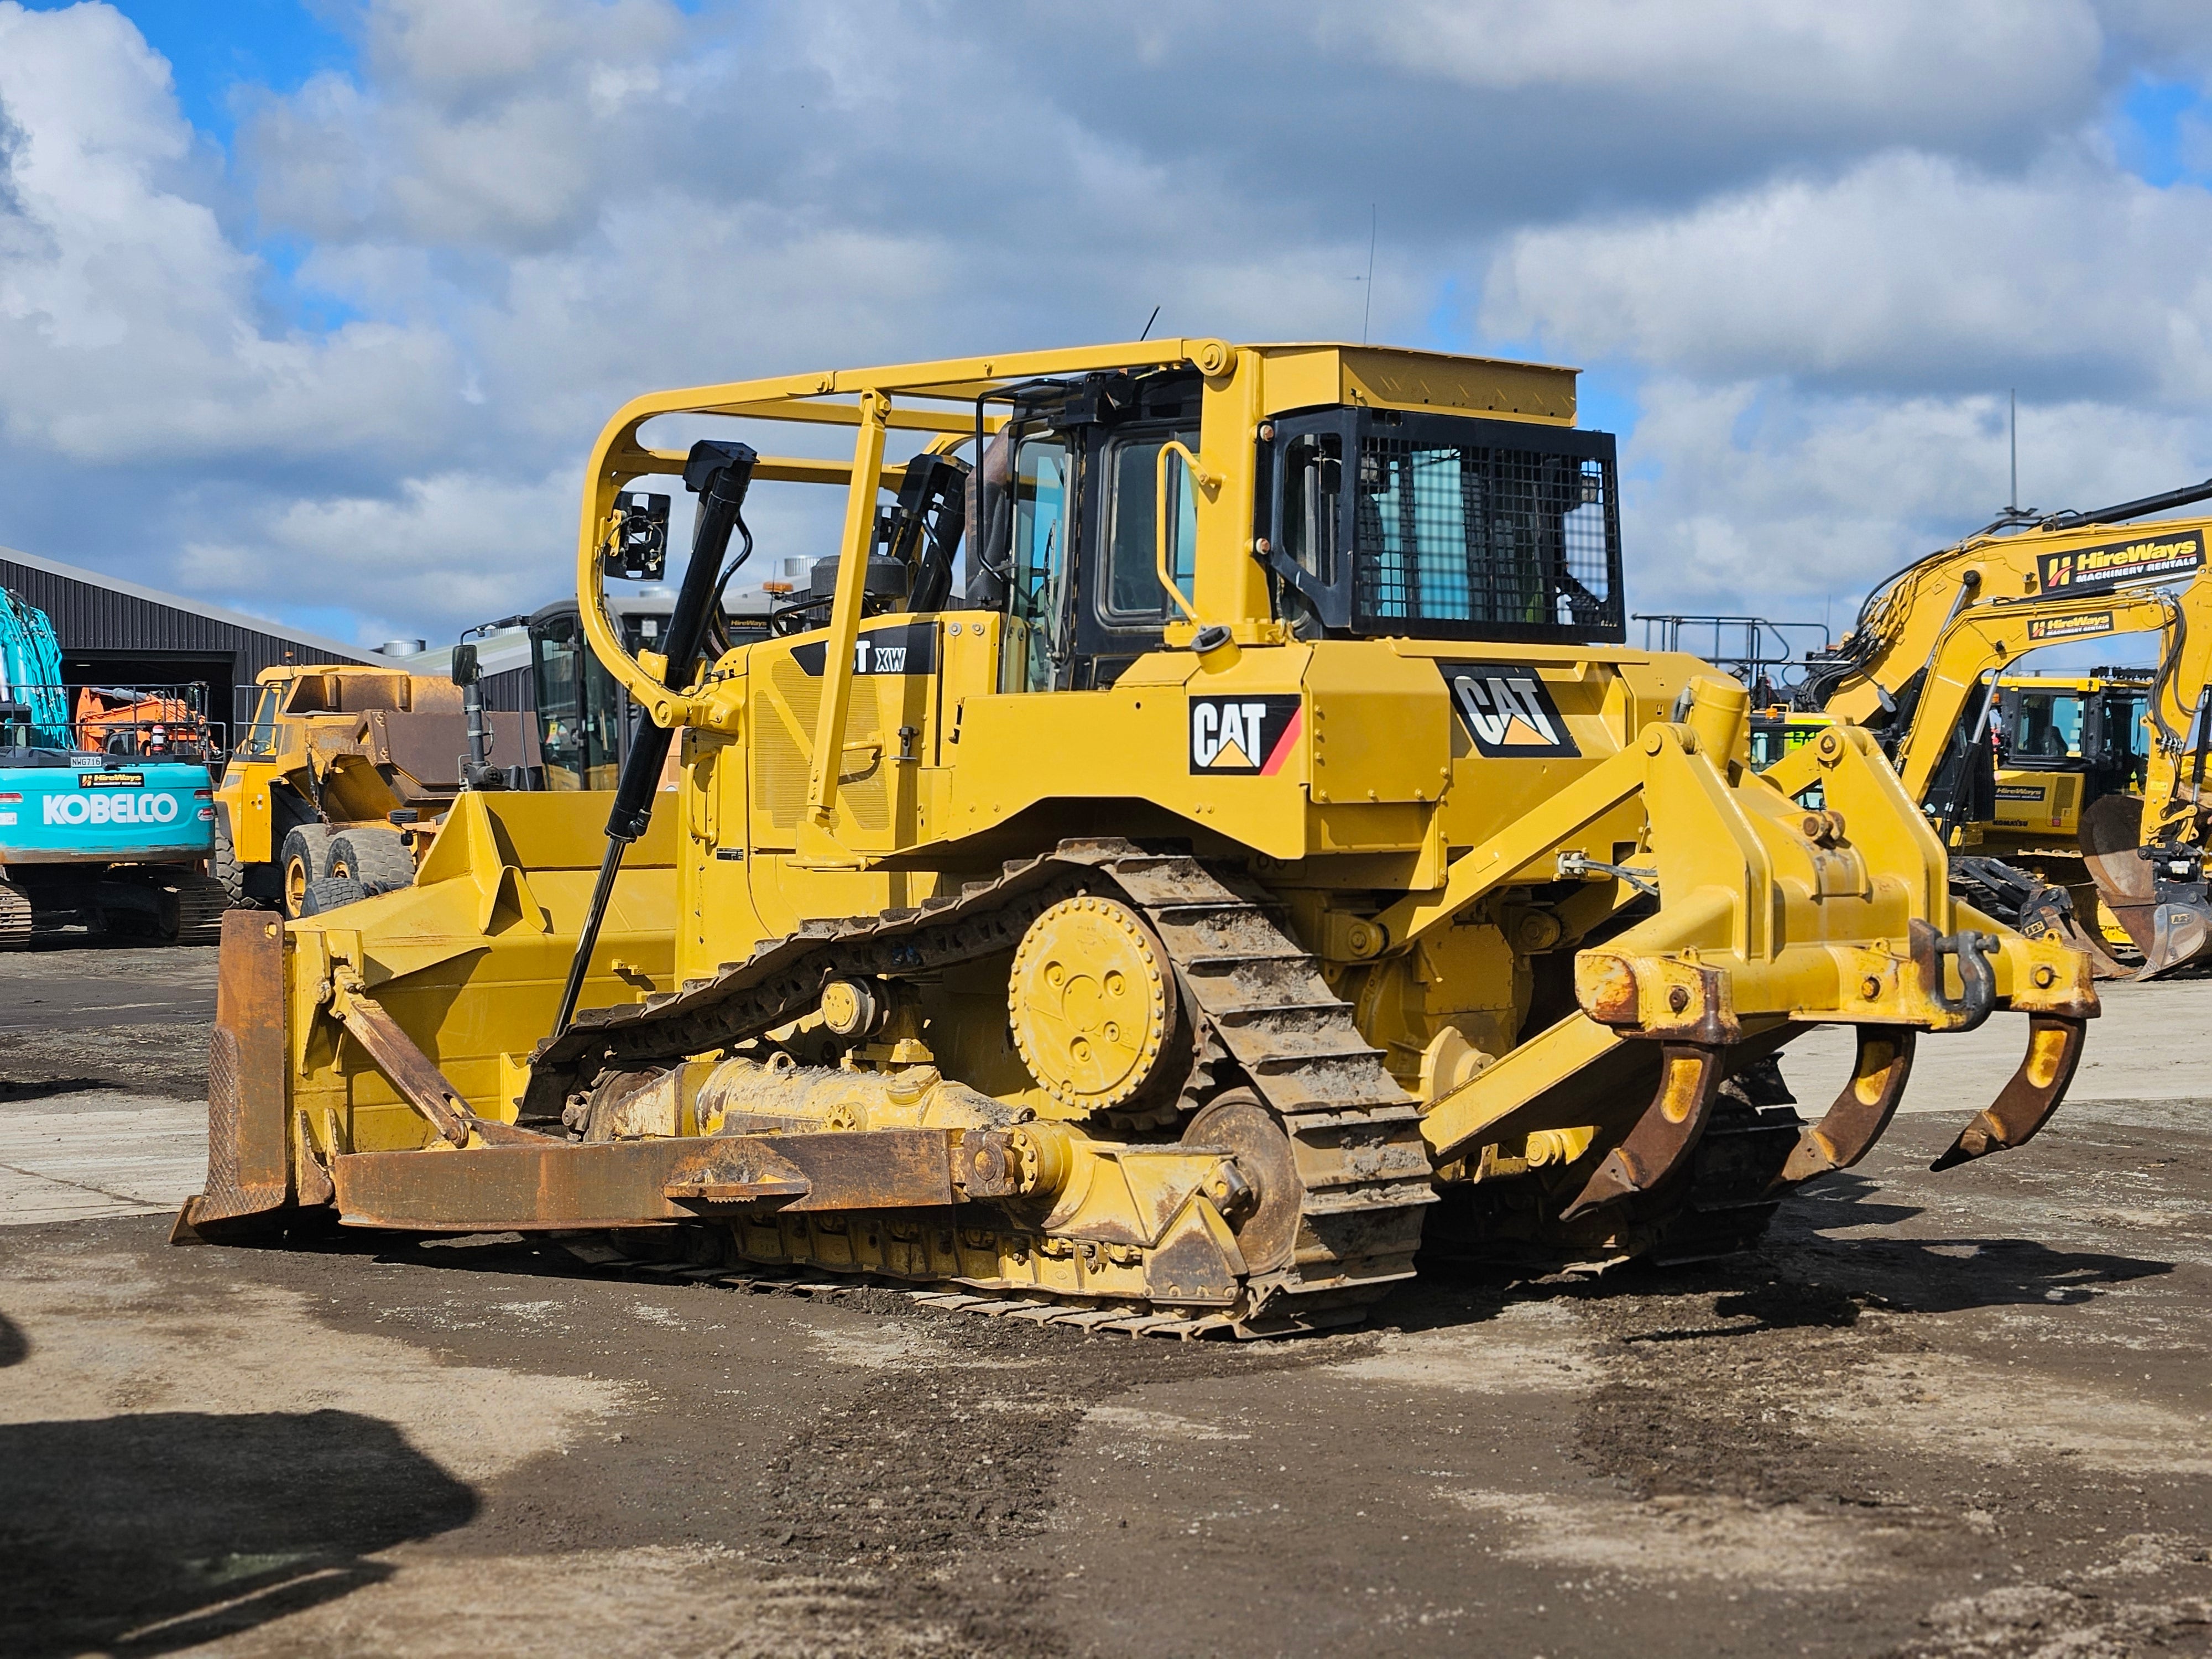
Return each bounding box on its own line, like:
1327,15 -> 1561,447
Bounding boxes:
1770,486 -> 2212,978
181,340 -> 2096,1338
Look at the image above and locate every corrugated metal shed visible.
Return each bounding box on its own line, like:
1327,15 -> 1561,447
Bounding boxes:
0,542 -> 383,744
0,544 -> 372,671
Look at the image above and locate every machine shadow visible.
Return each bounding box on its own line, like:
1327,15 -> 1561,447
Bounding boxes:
0,1408 -> 477,1658
0,1076 -> 121,1103
1375,1186 -> 2173,1337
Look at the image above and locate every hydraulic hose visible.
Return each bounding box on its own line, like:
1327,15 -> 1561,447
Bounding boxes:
552,440 -> 758,1039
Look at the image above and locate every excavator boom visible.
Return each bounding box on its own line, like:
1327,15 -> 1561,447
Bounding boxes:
1778,507 -> 2212,977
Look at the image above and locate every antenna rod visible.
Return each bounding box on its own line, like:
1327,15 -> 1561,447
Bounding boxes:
1138,304 -> 1161,342
1361,205 -> 1377,345
2009,389 -> 2017,513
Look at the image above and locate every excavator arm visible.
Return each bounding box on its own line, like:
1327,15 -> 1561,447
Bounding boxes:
1809,512 -> 2212,732
1783,513 -> 2212,978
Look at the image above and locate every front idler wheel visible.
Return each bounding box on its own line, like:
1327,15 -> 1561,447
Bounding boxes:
1181,1088 -> 1302,1274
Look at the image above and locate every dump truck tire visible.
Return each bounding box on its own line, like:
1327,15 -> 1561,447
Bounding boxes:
211,809 -> 252,908
328,828 -> 414,896
298,874 -> 367,916
279,824 -> 336,919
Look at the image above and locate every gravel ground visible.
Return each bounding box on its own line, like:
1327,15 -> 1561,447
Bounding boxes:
1,948 -> 2209,1657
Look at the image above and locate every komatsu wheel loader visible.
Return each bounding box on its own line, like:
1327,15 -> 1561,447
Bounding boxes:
182,340 -> 2096,1337
1775,492 -> 2212,978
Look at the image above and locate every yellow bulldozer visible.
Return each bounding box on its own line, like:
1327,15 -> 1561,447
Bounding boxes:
182,339 -> 2096,1337
1771,499 -> 2212,977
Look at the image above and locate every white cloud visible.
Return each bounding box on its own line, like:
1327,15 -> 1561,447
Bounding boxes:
1352,0 -> 2101,131
5,0 -> 2212,645
1616,378 -> 2212,622
0,1 -> 464,472
178,468 -> 576,646
1482,148 -> 2212,405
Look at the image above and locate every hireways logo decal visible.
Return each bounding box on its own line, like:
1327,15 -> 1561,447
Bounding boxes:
1438,663 -> 1580,758
2039,529 -> 2204,594
1190,696 -> 1302,775
43,791 -> 181,826
2026,611 -> 2115,642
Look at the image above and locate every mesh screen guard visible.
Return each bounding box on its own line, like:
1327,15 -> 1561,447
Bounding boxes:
1267,409 -> 1625,645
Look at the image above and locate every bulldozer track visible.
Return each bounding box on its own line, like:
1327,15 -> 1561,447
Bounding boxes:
532,838 -> 1436,1334
561,1244 -> 1256,1338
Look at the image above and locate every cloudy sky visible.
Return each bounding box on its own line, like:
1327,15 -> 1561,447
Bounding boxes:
4,1 -> 2212,655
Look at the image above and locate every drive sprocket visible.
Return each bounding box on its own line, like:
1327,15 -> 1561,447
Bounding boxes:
1008,895 -> 1177,1116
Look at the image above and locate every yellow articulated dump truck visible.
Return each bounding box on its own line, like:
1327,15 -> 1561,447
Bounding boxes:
216,663 -> 536,917
182,340 -> 2096,1338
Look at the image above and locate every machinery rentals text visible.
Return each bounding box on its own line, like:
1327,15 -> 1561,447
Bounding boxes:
184,341 -> 2097,1338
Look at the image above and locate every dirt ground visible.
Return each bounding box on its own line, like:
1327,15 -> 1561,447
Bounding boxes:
3,947 -> 2211,1658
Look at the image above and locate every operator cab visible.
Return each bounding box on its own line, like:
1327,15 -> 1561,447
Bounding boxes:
1996,676 -> 2151,797
875,367 -> 1630,693
969,369 -> 1206,691
530,595 -> 724,790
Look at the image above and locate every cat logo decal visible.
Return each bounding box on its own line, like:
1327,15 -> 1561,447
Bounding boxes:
1189,696 -> 1302,775
1437,664 -> 1579,758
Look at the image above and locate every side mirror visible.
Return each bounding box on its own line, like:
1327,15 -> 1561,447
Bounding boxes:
604,491 -> 670,582
451,642 -> 479,688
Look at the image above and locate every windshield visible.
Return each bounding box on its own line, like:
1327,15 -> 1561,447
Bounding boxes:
530,624 -> 625,789
2005,691 -> 2085,764
241,686 -> 281,758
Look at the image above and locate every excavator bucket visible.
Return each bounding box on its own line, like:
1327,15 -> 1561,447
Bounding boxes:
2080,794 -> 2212,978
1950,855 -> 2135,980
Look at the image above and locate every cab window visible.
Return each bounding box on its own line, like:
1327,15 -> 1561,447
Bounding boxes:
1100,430 -> 1198,621
241,686 -> 281,758
2006,691 -> 2084,763
1005,432 -> 1072,691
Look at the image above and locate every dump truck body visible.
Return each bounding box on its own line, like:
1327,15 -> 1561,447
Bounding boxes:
189,340 -> 2096,1336
216,664 -> 536,916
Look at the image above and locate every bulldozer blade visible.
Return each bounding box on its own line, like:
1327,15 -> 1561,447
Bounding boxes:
331,1129 -> 957,1231
1931,1012 -> 2088,1171
1775,1025 -> 1917,1187
1560,1042 -> 1725,1220
184,911 -> 290,1230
